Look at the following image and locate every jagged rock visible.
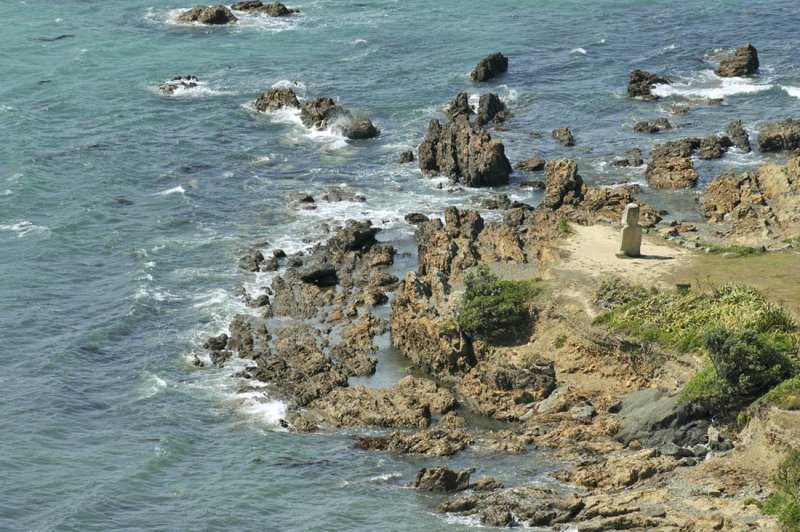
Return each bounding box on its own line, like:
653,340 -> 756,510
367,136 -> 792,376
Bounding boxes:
541,159 -> 586,209
514,157 -> 546,171
254,88 -> 300,112
418,117 -> 512,187
727,119 -> 751,152
298,262 -> 338,286
470,53 -> 508,82
353,426 -> 473,456
404,212 -> 429,224
581,187 -> 661,227
715,43 -> 759,77
757,118 -> 800,152
627,69 -> 669,99
519,180 -> 545,190
203,333 -> 228,351
177,5 -> 237,24
231,1 -> 299,16
344,116 -> 379,139
238,249 -> 264,271
300,97 -> 352,130
696,135 -> 730,160
475,93 -> 509,128
157,75 -> 198,95
645,140 -> 697,189
552,126 -> 575,146
633,118 -> 671,133
610,148 -> 644,167
445,92 -> 473,121
414,466 -> 472,492
397,151 -> 415,164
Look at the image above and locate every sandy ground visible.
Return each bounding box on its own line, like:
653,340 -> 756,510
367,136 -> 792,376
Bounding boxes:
548,222 -> 693,288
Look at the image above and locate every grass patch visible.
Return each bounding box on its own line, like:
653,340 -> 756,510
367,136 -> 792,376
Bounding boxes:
755,375 -> 800,411
704,243 -> 763,256
554,335 -> 567,348
558,217 -> 571,234
457,265 -> 539,346
759,450 -> 800,530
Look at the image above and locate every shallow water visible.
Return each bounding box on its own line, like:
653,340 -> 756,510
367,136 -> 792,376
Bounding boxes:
2,1 -> 800,529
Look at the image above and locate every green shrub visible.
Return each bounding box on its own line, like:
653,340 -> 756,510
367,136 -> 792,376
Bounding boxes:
761,450 -> 800,531
457,265 -> 538,346
554,335 -> 567,348
756,376 -> 800,411
558,217 -> 571,234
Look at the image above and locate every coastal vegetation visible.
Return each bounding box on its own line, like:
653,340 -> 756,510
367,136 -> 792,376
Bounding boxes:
749,449 -> 800,530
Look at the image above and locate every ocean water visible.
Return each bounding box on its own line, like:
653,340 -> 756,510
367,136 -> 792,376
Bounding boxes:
2,1 -> 800,529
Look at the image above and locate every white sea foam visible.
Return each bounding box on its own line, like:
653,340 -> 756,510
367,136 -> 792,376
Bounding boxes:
0,221 -> 50,238
154,185 -> 185,196
782,85 -> 800,99
651,70 -> 772,99
366,473 -> 402,483
237,391 -> 288,424
2,190 -> 11,196
0,105 -> 13,112
271,79 -> 307,94
351,39 -> 367,46
665,43 -> 676,50
570,47 -> 587,55
139,372 -> 168,399
252,156 -> 273,166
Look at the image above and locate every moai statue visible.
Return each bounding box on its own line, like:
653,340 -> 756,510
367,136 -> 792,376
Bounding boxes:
617,203 -> 642,257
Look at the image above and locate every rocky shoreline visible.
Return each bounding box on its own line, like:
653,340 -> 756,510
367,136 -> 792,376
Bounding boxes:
190,45 -> 800,530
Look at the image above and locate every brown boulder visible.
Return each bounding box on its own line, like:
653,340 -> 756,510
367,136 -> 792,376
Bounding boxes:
645,140 -> 697,189
254,88 -> 300,112
300,97 -> 352,130
475,93 -> 509,128
627,69 -> 669,99
757,118 -> 800,152
177,5 -> 237,24
414,466 -> 472,492
514,157 -> 546,172
470,53 -> 508,82
715,43 -> 759,77
541,159 -> 586,209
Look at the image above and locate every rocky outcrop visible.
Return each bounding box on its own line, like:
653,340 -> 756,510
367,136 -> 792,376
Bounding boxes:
727,119 -> 751,152
354,426 -> 473,456
551,126 -> 574,146
633,118 -> 671,133
581,187 -> 661,227
474,93 -> 509,128
415,467 -> 472,492
715,43 -> 759,77
177,5 -> 237,24
157,75 -> 198,95
231,1 -> 299,16
700,154 -> 800,243
757,118 -> 800,152
470,53 -> 508,82
514,157 -> 546,172
645,140 -> 698,189
445,92 -> 473,121
417,117 -> 512,187
541,159 -> 585,209
397,150 -> 414,164
344,116 -> 379,139
627,69 -> 669,100
610,148 -> 644,167
300,97 -> 352,130
254,88 -> 300,112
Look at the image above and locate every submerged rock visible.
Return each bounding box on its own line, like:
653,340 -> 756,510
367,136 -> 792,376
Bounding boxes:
231,1 -> 299,16
727,119 -> 751,152
633,118 -> 671,133
610,148 -> 644,167
627,69 -> 669,99
551,126 -> 575,146
757,118 -> 800,152
470,53 -> 508,82
177,5 -> 237,24
254,88 -> 300,112
157,75 -> 198,95
715,43 -> 759,77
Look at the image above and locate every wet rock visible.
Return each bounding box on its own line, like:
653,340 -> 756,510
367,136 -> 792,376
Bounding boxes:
627,69 -> 670,100
353,426 -> 473,456
474,93 -> 509,128
610,148 -> 644,167
470,53 -> 508,82
273,249 -> 286,258
345,116 -> 379,139
414,466 -> 472,492
696,135 -> 730,160
514,157 -> 546,172
299,262 -> 338,287
157,75 -> 198,95
404,212 -> 429,224
260,257 -> 279,271
481,195 -> 512,210
203,333 -> 228,351
757,118 -> 800,152
727,119 -> 751,152
552,126 -> 575,146
254,88 -> 300,112
715,43 -> 759,77
445,92 -> 473,121
541,159 -> 586,210
417,117 -> 512,187
633,118 -> 671,133
231,1 -> 299,16
397,150 -> 415,164
300,97 -> 352,130
472,477 -> 504,492
177,5 -> 237,24
238,249 -> 264,272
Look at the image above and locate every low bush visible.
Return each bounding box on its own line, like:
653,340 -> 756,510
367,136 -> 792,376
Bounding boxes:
761,450 -> 800,530
457,265 -> 538,346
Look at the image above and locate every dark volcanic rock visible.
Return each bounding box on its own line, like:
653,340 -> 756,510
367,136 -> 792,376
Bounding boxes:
541,159 -> 585,209
757,118 -> 800,152
344,116 -> 379,139
299,262 -> 338,287
254,88 -> 300,112
157,75 -> 198,95
232,1 -> 298,15
514,157 -> 546,172
445,92 -> 474,121
695,135 -> 730,160
470,53 -> 508,82
715,43 -> 759,77
397,150 -> 415,164
300,97 -> 352,130
551,127 -> 574,146
627,69 -> 670,100
238,249 -> 264,272
727,119 -> 751,152
177,5 -> 237,24
474,93 -> 509,128
404,212 -> 429,224
418,117 -> 512,187
633,118 -> 671,134
414,466 -> 472,492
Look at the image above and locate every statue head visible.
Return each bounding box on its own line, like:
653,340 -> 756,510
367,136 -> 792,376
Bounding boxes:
622,203 -> 640,225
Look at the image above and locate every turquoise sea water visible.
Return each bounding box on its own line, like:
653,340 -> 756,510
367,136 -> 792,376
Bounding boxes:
2,1 -> 800,529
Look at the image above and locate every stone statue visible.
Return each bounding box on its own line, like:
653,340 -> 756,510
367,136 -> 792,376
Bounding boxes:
618,203 -> 642,257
